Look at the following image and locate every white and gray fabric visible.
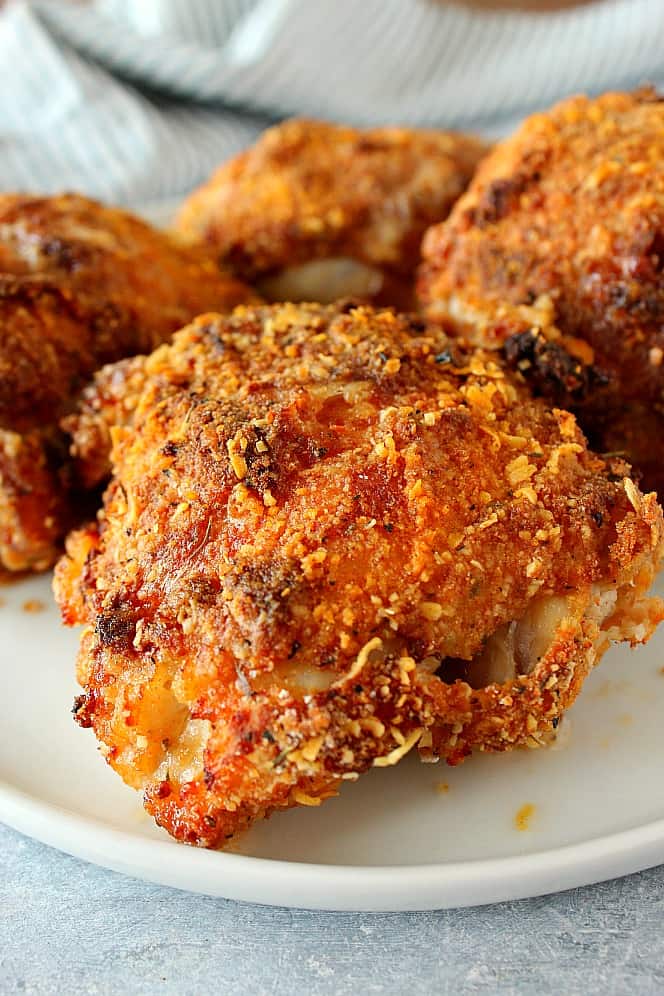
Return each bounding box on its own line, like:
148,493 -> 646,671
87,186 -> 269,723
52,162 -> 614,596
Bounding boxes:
1,0 -> 664,210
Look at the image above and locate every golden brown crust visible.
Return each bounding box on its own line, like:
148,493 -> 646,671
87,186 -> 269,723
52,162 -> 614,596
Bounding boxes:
418,89 -> 664,491
0,426 -> 68,573
175,119 -> 487,306
426,549 -> 663,765
0,193 -> 257,572
63,356 -> 149,491
54,302 -> 664,847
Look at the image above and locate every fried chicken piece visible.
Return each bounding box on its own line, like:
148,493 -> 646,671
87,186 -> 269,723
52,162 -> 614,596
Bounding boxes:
418,88 -> 664,493
54,303 -> 663,847
175,119 -> 487,310
0,193 -> 257,573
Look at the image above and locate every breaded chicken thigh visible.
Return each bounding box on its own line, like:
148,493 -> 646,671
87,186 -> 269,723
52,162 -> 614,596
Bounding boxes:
419,89 -> 664,493
176,119 -> 487,309
55,303 -> 663,847
0,193 -> 256,573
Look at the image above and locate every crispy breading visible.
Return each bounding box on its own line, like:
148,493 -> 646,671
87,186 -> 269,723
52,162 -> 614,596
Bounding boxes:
175,119 -> 487,308
418,89 -> 664,492
54,303 -> 664,847
63,356 -> 149,491
0,193 -> 257,572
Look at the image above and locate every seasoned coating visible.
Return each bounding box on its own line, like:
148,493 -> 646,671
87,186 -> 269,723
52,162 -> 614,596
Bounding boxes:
418,89 -> 664,492
54,303 -> 664,847
176,119 -> 487,308
0,193 -> 257,572
64,357 -> 149,492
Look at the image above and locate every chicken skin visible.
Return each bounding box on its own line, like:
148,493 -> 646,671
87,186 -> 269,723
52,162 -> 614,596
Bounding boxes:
0,193 -> 256,573
419,89 -> 664,493
175,119 -> 487,309
54,303 -> 663,847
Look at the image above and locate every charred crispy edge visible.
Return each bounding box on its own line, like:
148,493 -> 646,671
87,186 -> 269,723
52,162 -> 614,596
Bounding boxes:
502,329 -> 609,405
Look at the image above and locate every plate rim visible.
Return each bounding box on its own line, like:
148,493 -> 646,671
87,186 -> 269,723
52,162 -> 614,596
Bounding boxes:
3,776 -> 664,911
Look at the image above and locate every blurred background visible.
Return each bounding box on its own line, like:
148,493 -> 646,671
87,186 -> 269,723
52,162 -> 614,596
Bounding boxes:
0,0 -> 662,211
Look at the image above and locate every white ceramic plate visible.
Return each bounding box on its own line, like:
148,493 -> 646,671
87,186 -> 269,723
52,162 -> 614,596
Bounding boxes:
1,573 -> 664,911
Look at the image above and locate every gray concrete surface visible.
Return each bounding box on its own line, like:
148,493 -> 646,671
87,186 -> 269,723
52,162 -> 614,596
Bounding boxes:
2,822 -> 663,995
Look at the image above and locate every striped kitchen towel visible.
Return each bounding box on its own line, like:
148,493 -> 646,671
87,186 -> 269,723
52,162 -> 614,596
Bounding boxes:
1,0 -> 664,208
